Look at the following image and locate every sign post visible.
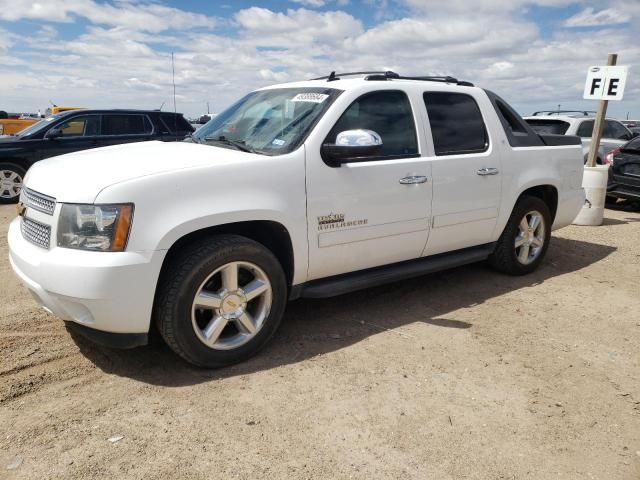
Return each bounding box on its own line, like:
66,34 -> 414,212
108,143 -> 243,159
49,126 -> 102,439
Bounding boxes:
574,54 -> 628,226
583,54 -> 627,167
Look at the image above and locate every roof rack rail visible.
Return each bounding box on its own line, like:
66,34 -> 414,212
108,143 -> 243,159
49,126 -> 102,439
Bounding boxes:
532,110 -> 597,116
311,71 -> 391,81
311,70 -> 474,86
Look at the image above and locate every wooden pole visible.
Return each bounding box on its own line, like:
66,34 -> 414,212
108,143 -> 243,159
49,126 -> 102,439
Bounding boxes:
586,53 -> 617,167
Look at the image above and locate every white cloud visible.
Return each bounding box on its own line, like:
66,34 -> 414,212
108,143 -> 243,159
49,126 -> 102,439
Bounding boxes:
0,0 -> 216,32
0,1 -> 638,120
564,7 -> 631,27
402,0 -> 575,14
291,0 -> 326,6
234,7 -> 363,47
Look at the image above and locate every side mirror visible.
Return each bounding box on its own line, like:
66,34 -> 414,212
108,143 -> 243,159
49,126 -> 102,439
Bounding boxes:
632,131 -> 640,138
45,128 -> 63,139
321,129 -> 383,167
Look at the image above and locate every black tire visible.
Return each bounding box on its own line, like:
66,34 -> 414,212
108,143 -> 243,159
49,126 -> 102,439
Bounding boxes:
0,162 -> 26,204
488,195 -> 552,275
154,234 -> 287,368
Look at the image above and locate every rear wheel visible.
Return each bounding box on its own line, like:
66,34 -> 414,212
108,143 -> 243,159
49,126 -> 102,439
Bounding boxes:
155,235 -> 287,367
489,196 -> 552,275
0,163 -> 26,204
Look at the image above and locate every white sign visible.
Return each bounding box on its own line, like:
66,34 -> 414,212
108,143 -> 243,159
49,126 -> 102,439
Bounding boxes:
583,65 -> 628,101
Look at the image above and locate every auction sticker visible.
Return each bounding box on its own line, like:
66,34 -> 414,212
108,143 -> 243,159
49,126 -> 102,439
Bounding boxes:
292,93 -> 329,103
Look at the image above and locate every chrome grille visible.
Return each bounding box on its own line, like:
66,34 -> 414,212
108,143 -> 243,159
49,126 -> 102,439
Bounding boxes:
21,217 -> 51,249
22,188 -> 56,215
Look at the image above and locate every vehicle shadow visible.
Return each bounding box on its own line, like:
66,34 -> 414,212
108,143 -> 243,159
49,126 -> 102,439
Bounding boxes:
71,236 -> 616,386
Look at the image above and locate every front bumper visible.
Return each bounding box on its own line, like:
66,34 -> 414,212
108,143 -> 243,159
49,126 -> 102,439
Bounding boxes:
8,217 -> 166,339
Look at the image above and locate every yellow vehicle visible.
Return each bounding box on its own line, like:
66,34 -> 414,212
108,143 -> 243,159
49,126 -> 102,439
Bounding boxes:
0,118 -> 39,136
45,106 -> 84,116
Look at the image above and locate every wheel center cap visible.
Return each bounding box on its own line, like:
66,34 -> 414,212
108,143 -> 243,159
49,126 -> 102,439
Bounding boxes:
1,180 -> 14,188
220,292 -> 247,319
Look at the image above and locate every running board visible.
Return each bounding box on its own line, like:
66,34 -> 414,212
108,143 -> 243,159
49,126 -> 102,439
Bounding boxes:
291,243 -> 495,299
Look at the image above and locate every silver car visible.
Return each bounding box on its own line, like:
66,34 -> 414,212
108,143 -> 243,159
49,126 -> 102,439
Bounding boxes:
524,110 -> 636,164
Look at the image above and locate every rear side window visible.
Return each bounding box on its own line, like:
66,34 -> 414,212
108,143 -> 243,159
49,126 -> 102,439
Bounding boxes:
576,120 -> 594,138
160,113 -> 193,135
525,119 -> 570,135
102,114 -> 152,135
424,92 -> 488,156
326,90 -> 418,158
604,120 -> 632,141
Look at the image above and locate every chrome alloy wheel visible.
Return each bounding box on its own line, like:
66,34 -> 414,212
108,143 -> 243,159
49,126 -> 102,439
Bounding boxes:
514,210 -> 545,265
0,170 -> 22,200
191,261 -> 272,350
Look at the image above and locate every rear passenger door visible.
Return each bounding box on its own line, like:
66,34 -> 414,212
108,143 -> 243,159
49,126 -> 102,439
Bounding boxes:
422,91 -> 502,256
97,114 -> 155,148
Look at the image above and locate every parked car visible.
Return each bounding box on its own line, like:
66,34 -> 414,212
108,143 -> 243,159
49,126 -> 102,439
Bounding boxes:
8,71 -> 585,367
621,120 -> 640,129
605,135 -> 640,205
523,111 -> 636,164
0,109 -> 194,203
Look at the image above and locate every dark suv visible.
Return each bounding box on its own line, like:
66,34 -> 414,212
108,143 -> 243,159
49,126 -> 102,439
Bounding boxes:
0,109 -> 194,203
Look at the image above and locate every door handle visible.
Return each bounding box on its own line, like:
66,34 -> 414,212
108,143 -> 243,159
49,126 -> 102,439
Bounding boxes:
399,175 -> 428,185
477,167 -> 499,176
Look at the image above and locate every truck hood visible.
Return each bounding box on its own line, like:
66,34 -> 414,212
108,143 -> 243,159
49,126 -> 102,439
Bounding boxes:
24,140 -> 252,203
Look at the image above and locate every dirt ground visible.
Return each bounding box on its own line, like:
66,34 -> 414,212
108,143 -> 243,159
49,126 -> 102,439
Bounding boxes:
1,203 -> 639,480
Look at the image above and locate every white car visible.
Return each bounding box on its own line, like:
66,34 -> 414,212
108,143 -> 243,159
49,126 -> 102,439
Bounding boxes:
524,111 -> 635,164
8,71 -> 585,367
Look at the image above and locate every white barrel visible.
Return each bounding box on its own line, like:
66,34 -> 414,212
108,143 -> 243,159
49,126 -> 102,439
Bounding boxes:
573,165 -> 609,226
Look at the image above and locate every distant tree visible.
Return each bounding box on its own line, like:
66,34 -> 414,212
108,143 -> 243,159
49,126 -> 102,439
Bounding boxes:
0,111 -> 8,119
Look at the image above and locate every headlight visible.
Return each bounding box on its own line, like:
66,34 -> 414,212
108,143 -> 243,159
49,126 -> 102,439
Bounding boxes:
57,204 -> 133,252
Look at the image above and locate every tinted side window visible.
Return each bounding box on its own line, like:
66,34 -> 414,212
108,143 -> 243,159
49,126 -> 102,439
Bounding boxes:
326,90 -> 418,158
525,119 -> 570,135
57,115 -> 99,137
160,113 -> 193,134
424,92 -> 488,155
102,115 -> 152,135
604,120 -> 631,140
576,120 -> 594,138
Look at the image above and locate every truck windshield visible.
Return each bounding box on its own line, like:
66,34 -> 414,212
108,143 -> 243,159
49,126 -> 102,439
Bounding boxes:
192,87 -> 341,155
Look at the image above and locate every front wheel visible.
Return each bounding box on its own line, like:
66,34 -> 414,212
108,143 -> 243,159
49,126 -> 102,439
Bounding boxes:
0,163 -> 26,204
154,235 -> 287,368
489,196 -> 552,275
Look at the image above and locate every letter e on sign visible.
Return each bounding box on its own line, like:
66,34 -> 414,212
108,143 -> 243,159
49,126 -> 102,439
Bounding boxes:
584,65 -> 629,101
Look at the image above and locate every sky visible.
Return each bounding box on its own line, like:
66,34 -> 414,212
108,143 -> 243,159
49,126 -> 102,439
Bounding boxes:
0,0 -> 638,119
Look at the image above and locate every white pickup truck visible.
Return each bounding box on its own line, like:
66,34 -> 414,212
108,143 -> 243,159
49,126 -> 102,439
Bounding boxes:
8,71 -> 585,367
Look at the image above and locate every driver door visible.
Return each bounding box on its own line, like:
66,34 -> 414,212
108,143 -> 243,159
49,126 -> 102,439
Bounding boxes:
40,114 -> 100,160
305,90 -> 432,281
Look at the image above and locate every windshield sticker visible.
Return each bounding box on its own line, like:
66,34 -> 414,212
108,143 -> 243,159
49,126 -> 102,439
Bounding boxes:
272,138 -> 286,146
292,93 -> 329,104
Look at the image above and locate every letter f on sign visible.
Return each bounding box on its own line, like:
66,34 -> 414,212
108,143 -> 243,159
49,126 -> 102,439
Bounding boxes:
590,78 -> 602,95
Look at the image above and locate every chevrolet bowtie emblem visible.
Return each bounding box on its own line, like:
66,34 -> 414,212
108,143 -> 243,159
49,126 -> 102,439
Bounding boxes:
17,202 -> 26,217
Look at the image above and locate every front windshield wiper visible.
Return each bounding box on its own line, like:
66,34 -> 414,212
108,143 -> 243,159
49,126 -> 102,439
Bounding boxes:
203,135 -> 256,153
